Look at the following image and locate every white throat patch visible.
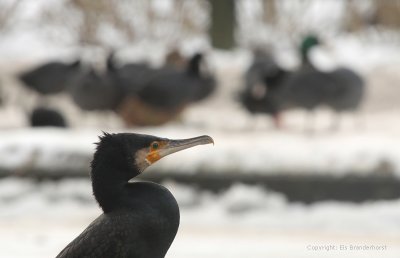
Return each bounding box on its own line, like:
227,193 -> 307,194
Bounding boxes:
134,148 -> 151,173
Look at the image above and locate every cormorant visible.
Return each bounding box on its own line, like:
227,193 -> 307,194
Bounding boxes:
18,59 -> 80,95
29,107 -> 67,127
56,132 -> 214,258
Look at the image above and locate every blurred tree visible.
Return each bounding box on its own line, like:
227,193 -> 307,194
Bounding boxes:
0,0 -> 24,33
209,0 -> 236,49
69,0 -> 135,46
177,0 -> 207,37
344,0 -> 365,32
372,0 -> 400,28
262,0 -> 277,25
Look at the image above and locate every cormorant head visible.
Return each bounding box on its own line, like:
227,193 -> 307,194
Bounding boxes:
91,132 -> 214,181
91,132 -> 213,213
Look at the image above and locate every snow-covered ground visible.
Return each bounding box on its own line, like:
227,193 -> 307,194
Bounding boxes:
0,178 -> 399,258
1,1 -> 400,257
0,125 -> 400,178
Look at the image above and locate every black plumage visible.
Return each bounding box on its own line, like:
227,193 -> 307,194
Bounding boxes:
244,49 -> 280,93
279,67 -> 364,112
240,50 -> 287,121
29,107 -> 67,127
116,62 -> 154,95
241,36 -> 364,124
137,53 -> 216,109
57,132 -> 213,258
67,54 -> 123,111
19,60 -> 80,95
108,53 -> 175,126
115,53 -> 216,126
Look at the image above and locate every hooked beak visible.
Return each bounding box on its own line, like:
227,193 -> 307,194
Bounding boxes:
144,135 -> 214,166
158,135 -> 214,159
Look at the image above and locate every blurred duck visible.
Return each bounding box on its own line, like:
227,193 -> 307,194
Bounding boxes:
29,106 -> 67,128
244,49 -> 280,93
67,53 -> 123,111
188,53 -> 216,102
19,59 -> 80,95
164,48 -> 187,70
111,49 -> 188,97
241,35 -> 365,129
111,53 -> 154,96
240,49 -> 287,126
117,52 -> 216,126
137,52 -> 215,108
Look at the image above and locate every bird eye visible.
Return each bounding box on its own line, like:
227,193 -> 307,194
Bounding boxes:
151,142 -> 159,150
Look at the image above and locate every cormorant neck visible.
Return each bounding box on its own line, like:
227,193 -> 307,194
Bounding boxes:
91,166 -> 131,213
91,148 -> 139,213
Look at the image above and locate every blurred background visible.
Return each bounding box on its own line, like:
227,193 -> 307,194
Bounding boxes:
1,0 -> 400,257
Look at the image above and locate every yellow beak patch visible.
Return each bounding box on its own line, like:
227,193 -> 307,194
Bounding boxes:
146,151 -> 161,164
145,141 -> 167,164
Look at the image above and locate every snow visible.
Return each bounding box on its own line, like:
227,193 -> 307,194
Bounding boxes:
0,127 -> 399,177
0,178 -> 399,258
1,1 -> 400,257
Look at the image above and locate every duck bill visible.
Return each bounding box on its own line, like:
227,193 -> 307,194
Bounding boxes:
158,135 -> 214,158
